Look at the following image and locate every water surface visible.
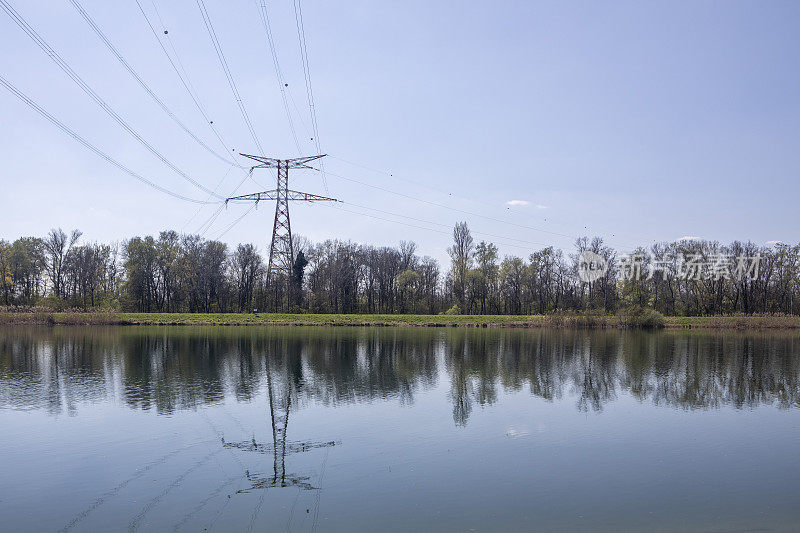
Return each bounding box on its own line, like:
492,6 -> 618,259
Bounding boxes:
1,326 -> 799,532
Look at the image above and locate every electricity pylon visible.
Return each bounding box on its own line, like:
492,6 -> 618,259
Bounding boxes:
226,154 -> 337,282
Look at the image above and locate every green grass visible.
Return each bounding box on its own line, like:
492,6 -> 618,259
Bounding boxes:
664,314 -> 800,329
116,312 -> 548,326
2,310 -> 800,329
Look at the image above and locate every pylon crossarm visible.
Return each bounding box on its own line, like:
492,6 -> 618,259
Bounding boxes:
239,154 -> 282,168
225,190 -> 337,202
284,154 -> 326,168
239,153 -> 326,169
226,190 -> 279,202
285,190 -> 338,201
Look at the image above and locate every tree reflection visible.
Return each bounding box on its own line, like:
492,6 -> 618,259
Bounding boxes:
1,326 -> 799,424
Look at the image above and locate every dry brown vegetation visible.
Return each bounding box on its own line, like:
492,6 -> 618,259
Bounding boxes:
2,308 -> 800,329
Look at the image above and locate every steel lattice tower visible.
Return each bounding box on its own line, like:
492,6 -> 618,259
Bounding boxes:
226,154 -> 336,281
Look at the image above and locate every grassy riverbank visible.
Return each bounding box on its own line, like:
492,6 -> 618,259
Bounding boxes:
2,310 -> 800,329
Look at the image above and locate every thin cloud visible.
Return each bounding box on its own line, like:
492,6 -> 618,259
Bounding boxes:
506,200 -> 529,207
677,236 -> 702,241
534,204 -> 548,210
765,240 -> 783,246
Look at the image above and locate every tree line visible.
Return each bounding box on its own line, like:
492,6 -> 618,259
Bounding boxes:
1,224 -> 798,315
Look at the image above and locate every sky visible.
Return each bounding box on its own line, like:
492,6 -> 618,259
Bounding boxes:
1,0 -> 799,266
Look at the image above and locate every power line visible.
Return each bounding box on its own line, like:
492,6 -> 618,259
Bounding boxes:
195,0 -> 264,154
11,0 -> 632,252
340,200 -> 550,247
195,163 -> 599,254
327,155 -> 640,251
197,204 -> 226,236
181,166 -> 233,231
133,0 -> 238,164
148,0 -> 195,94
68,0 -> 239,168
211,176 -> 551,252
196,168 -> 256,235
213,203 -> 257,240
323,203 -> 542,253
330,154 -> 568,225
0,0 -> 222,199
0,74 -> 217,205
328,154 -> 455,198
254,0 -> 302,155
134,0 -> 265,191
313,165 -> 639,253
292,0 -> 328,193
286,85 -> 311,139
312,166 -> 573,239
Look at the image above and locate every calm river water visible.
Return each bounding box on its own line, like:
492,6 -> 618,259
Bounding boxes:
1,326 -> 799,532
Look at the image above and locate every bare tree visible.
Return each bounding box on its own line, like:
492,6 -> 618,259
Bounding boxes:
231,243 -> 263,312
43,228 -> 82,298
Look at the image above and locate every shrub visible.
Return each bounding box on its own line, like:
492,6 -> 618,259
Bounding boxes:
34,296 -> 69,311
618,305 -> 665,329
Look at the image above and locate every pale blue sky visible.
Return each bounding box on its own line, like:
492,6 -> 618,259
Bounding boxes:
1,0 -> 798,264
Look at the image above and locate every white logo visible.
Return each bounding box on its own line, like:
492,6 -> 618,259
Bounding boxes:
577,251 -> 608,283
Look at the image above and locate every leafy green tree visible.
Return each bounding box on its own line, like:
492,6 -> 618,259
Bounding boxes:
395,268 -> 420,313
291,250 -> 309,310
0,240 -> 11,305
448,222 -> 474,312
474,241 -> 498,313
